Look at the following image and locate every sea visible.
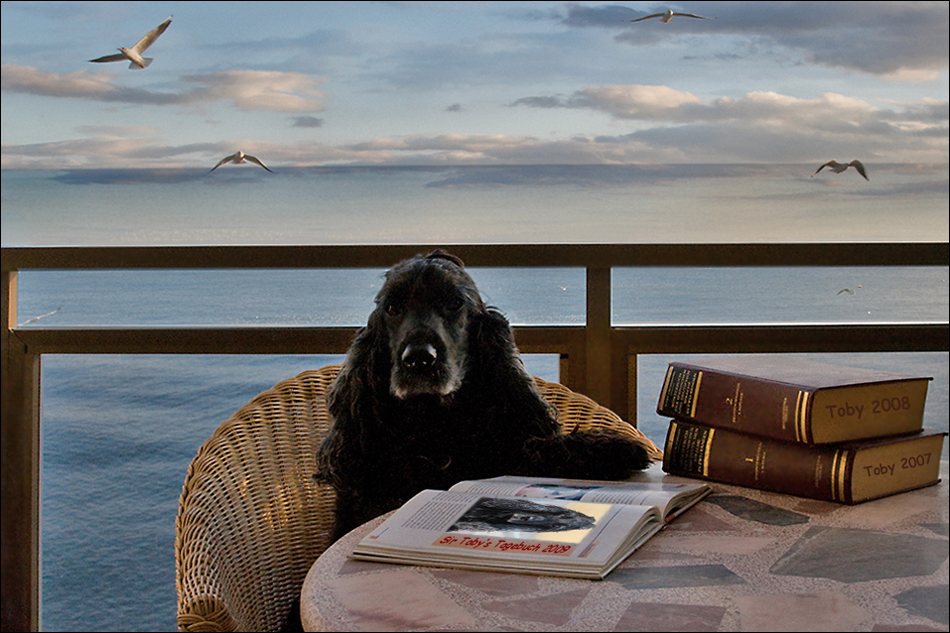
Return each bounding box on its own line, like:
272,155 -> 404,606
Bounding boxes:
2,164 -> 948,632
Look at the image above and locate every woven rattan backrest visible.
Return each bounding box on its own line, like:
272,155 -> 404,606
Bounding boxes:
175,365 -> 661,632
176,366 -> 339,632
535,377 -> 664,461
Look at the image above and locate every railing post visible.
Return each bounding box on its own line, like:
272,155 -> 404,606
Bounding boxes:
625,352 -> 638,428
585,267 -> 612,407
2,270 -> 41,632
558,354 -> 571,389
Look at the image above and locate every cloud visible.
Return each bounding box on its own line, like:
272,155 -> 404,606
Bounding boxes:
5,111 -> 945,168
510,85 -> 706,119
292,115 -> 325,128
338,132 -> 679,165
512,85 -> 885,129
560,2 -> 949,78
0,136 -> 220,170
1,64 -> 119,98
568,84 -> 705,118
326,86 -> 947,166
4,124 -> 947,171
561,3 -> 640,28
1,65 -> 327,112
509,95 -> 566,109
178,70 -> 327,112
3,72 -> 945,169
513,84 -> 947,139
763,3 -> 949,78
347,133 -> 532,153
422,164 -> 766,188
0,132 -> 395,170
49,168 -> 210,185
74,125 -> 164,137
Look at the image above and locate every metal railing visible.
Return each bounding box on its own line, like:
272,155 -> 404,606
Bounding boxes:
2,242 -> 948,631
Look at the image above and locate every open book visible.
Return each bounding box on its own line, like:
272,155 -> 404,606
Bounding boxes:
349,476 -> 711,580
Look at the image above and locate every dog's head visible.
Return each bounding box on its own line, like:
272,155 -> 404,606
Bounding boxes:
372,250 -> 486,399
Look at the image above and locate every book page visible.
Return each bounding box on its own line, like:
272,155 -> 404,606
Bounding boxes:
449,476 -> 710,521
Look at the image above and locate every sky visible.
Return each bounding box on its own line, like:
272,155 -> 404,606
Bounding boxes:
0,1 -> 948,170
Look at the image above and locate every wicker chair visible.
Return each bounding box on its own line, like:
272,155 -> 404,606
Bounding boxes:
175,365 -> 662,632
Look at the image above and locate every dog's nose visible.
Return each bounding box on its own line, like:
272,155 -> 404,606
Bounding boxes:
401,343 -> 438,372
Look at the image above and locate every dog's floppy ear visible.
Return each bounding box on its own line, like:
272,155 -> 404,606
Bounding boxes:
327,305 -> 390,421
318,305 -> 391,487
467,307 -> 559,436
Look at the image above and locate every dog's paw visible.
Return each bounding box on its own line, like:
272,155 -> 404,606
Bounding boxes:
526,430 -> 653,481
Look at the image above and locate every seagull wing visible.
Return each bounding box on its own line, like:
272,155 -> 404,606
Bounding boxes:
19,305 -> 64,326
673,12 -> 712,19
850,160 -> 869,181
631,13 -> 663,22
89,53 -> 128,64
130,16 -> 172,54
209,153 -> 237,173
245,155 -> 274,172
812,160 -> 841,177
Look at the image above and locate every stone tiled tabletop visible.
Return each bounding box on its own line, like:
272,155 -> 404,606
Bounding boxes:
301,460 -> 949,632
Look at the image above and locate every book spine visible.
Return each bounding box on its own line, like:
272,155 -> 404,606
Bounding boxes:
657,364 -> 815,442
662,420 -> 851,502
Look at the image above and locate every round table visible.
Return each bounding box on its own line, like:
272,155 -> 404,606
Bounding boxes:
301,462 -> 949,632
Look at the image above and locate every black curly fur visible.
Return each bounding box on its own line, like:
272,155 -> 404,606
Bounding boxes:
316,250 -> 652,538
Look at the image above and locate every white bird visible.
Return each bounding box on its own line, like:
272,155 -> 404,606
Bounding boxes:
631,9 -> 712,23
18,305 -> 63,327
209,151 -> 274,173
89,15 -> 172,69
836,285 -> 862,296
812,160 -> 869,181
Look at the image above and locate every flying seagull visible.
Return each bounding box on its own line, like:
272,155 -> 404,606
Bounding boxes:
18,305 -> 63,327
89,15 -> 172,69
812,160 -> 869,181
631,9 -> 712,23
836,285 -> 862,295
209,151 -> 274,173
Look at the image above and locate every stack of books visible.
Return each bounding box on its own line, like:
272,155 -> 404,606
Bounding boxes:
657,356 -> 946,504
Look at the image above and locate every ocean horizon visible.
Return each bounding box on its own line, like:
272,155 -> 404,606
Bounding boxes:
4,163 -> 949,247
3,164 -> 948,631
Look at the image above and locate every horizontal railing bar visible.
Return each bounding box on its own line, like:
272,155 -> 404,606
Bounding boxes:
9,325 -> 588,355
10,326 -> 359,355
4,242 -> 948,270
13,323 -> 946,354
614,323 -> 950,353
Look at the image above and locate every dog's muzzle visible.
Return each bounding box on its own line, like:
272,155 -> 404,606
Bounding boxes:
392,330 -> 463,399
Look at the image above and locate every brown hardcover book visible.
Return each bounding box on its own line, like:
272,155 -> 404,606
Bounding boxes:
656,356 -> 931,444
662,419 -> 946,504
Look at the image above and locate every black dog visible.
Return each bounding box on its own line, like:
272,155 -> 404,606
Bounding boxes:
316,251 -> 653,537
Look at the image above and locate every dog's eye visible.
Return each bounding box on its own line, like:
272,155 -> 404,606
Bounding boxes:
446,296 -> 464,312
385,303 -> 401,317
